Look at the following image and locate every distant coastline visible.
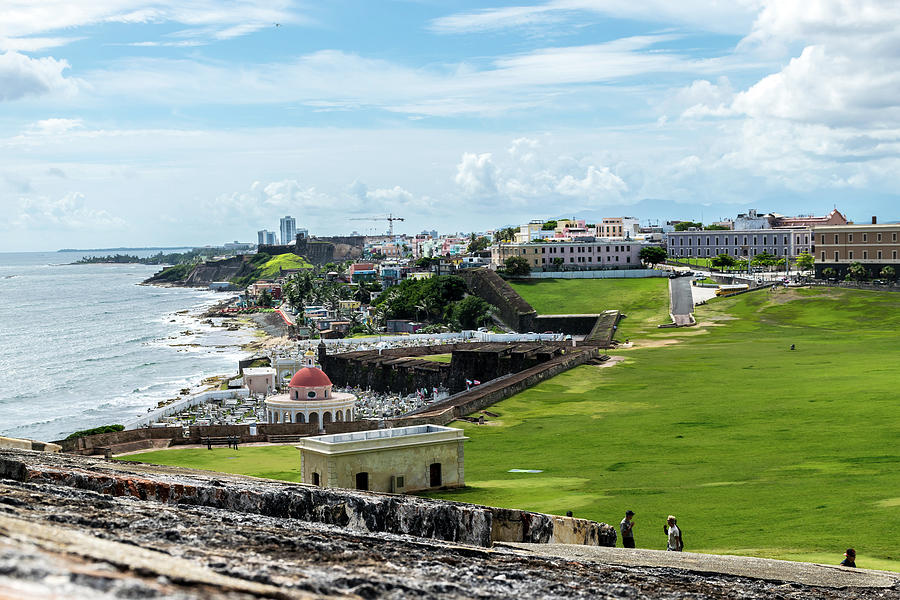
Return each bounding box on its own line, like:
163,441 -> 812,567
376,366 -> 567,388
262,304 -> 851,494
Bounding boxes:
58,246 -> 193,252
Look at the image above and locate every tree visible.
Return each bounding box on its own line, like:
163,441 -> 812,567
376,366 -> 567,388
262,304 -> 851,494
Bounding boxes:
704,224 -> 730,230
847,262 -> 868,282
822,267 -> 837,280
751,252 -> 778,267
674,221 -> 702,231
639,246 -> 667,265
504,256 -> 531,277
450,296 -> 495,330
541,220 -> 558,231
880,265 -> 896,281
257,289 -> 274,308
796,252 -> 814,273
493,226 -> 518,242
710,253 -> 736,268
467,235 -> 491,254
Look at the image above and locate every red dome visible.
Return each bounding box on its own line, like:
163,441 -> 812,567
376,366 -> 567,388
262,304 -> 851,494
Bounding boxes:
288,367 -> 332,388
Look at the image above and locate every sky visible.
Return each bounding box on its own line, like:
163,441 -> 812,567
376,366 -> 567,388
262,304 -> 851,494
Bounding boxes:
2,0 -> 900,250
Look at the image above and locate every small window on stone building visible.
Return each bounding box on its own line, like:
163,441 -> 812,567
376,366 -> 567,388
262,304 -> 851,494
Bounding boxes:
849,251 -> 854,259
877,233 -> 882,242
863,233 -> 868,242
313,472 -> 320,486
307,391 -> 316,399
429,463 -> 442,487
356,472 -> 369,491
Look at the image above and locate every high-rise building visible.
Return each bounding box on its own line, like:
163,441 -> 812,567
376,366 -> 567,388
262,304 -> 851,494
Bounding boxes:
280,216 -> 297,245
266,231 -> 277,245
258,230 -> 277,245
258,230 -> 268,245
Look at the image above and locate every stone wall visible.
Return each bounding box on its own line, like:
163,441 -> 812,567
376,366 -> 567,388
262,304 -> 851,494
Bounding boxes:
533,314 -> 602,335
0,449 -> 615,549
459,268 -> 537,332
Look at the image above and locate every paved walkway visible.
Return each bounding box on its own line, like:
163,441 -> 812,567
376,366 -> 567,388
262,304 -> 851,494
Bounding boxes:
668,277 -> 695,326
499,543 -> 899,589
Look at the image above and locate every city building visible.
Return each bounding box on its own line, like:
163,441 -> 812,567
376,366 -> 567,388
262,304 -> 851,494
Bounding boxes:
597,217 -> 640,239
257,230 -> 277,245
776,208 -> 847,228
492,239 -> 648,270
813,219 -> 900,278
666,228 -> 813,260
264,350 -> 356,426
295,424 -> 467,492
280,216 -> 297,245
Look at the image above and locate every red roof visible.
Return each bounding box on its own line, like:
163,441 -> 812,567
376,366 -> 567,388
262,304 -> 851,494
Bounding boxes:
288,367 -> 332,388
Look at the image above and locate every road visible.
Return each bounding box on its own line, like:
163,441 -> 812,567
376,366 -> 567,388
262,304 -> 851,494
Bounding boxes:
669,276 -> 694,326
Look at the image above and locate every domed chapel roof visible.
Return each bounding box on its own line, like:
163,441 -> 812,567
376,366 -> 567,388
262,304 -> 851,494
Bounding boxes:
288,367 -> 332,388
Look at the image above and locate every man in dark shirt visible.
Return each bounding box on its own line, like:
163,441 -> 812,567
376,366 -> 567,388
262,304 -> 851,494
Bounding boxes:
840,548 -> 856,567
620,510 -> 635,548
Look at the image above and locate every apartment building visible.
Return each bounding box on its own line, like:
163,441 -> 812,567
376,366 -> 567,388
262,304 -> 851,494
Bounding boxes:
667,227 -> 813,260
813,221 -> 900,278
492,239 -> 646,270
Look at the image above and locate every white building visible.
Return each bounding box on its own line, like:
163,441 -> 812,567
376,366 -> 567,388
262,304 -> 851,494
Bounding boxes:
280,216 -> 297,245
264,350 -> 355,427
296,425 -> 467,492
243,367 -> 276,395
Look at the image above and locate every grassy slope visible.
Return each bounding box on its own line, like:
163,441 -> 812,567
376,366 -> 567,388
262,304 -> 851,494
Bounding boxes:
509,278 -> 670,337
120,446 -> 301,482
427,287 -> 900,570
255,253 -> 312,278
416,353 -> 452,363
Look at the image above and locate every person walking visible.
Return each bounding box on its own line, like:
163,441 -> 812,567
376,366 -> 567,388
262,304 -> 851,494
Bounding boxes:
620,510 -> 636,548
840,548 -> 856,567
663,515 -> 682,551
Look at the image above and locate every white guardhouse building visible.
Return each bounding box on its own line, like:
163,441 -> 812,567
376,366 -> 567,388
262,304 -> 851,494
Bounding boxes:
295,425 -> 467,493
264,351 -> 355,427
243,367 -> 276,395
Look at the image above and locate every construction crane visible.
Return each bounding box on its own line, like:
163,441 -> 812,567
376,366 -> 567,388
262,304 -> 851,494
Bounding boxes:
348,213 -> 405,236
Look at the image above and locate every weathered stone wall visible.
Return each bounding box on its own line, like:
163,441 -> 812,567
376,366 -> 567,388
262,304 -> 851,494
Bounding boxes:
458,268 -> 537,332
533,314 -> 601,335
0,449 -> 615,550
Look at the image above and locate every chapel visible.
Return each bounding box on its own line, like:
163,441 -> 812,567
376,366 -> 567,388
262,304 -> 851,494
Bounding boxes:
264,349 -> 356,426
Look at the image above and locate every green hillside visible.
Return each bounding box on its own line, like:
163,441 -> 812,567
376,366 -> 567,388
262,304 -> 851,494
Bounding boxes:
428,287 -> 900,570
510,278 -> 670,337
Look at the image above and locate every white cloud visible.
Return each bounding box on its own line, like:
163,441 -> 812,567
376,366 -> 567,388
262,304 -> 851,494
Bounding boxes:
0,1 -> 305,44
10,191 -> 124,230
0,51 -> 76,101
0,36 -> 81,52
455,153 -> 499,196
86,35 -> 727,117
555,165 -> 627,198
430,0 -> 758,36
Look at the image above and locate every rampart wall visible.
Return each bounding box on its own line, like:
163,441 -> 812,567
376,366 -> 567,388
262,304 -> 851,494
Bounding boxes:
458,268 -> 537,332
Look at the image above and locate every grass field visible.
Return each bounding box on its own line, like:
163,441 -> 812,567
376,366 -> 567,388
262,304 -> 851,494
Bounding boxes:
425,287 -> 900,570
123,285 -> 900,571
415,353 -> 452,363
509,278 -> 670,337
119,446 -> 301,482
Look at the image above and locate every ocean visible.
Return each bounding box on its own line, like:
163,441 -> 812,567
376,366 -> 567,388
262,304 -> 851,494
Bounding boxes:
0,251 -> 254,442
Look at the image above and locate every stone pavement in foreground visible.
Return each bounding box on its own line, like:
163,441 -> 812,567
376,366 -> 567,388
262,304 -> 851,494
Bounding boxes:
499,543 -> 899,589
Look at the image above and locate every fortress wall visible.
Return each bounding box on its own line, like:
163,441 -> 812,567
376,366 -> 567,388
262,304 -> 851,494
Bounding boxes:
0,449 -> 616,548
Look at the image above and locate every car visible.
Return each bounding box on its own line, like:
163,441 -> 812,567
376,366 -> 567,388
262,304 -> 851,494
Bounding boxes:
668,273 -> 678,279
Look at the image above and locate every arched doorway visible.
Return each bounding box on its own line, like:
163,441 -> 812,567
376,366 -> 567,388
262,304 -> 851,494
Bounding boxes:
296,413 -> 306,423
323,411 -> 332,425
335,410 -> 343,422
308,412 -> 319,427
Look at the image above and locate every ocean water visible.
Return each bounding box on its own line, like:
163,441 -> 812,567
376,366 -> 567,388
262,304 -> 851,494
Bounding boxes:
0,251 -> 254,442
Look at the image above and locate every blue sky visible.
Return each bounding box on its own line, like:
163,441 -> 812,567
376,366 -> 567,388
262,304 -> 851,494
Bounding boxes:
2,1 -> 899,250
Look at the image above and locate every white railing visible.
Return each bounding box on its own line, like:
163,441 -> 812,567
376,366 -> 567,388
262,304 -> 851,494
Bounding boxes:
524,268 -> 666,279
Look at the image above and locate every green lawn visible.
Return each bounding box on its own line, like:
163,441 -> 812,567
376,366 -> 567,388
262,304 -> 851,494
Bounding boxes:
427,287 -> 900,570
256,253 -> 313,277
510,278 -> 670,337
119,446 -> 302,482
416,353 -> 452,363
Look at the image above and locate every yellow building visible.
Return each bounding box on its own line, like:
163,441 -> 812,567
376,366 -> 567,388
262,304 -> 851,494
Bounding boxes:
296,425 -> 467,493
